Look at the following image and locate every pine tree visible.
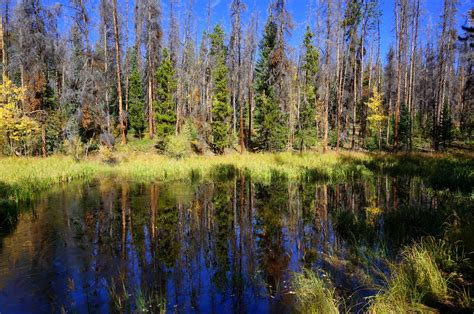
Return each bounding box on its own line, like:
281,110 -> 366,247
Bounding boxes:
43,83 -> 63,153
254,18 -> 288,151
155,48 -> 177,139
128,51 -> 146,138
296,26 -> 319,151
210,24 -> 231,154
398,104 -> 411,148
441,102 -> 453,146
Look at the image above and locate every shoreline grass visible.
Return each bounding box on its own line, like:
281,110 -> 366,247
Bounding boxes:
370,244 -> 448,312
292,237 -> 472,313
0,151 -> 472,202
292,269 -> 339,313
0,151 -> 371,201
0,156 -> 99,201
369,237 -> 471,313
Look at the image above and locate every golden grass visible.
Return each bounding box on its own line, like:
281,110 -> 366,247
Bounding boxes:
0,156 -> 99,200
107,151 -> 371,182
0,151 -> 371,201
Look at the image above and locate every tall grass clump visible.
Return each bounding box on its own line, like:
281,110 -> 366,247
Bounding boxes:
292,269 -> 339,314
370,237 -> 451,312
416,237 -> 466,272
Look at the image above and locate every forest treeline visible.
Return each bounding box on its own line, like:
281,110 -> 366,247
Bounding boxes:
0,0 -> 472,157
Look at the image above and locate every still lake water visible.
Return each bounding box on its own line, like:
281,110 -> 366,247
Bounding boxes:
0,173 -> 471,313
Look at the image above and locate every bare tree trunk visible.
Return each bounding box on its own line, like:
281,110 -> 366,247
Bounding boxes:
394,0 -> 407,149
41,126 -> 46,157
232,90 -> 237,134
134,0 -> 143,70
148,68 -> 154,138
323,0 -> 331,153
358,14 -> 367,147
103,23 -> 111,133
408,0 -> 420,150
433,0 -> 457,150
368,41 -> 373,89
239,93 -> 245,153
386,98 -> 392,145
376,20 -> 382,89
1,19 -> 6,79
124,0 -> 130,131
336,50 -> 346,151
1,0 -> 9,80
351,47 -> 357,150
248,87 -> 253,149
147,6 -> 154,139
112,0 -> 126,144
19,27 -> 24,91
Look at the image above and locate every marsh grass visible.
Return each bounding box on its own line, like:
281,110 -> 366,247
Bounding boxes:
292,269 -> 339,314
0,151 -> 471,203
0,156 -> 99,200
134,287 -> 166,314
108,276 -> 166,313
417,237 -> 466,272
0,152 -> 371,201
369,237 -> 461,313
107,277 -> 131,312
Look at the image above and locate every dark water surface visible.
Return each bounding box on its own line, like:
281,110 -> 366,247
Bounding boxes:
0,174 -> 471,313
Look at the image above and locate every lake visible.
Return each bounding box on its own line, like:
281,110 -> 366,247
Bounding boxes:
0,171 -> 471,313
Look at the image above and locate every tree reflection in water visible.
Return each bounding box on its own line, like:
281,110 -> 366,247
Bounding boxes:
0,173 -> 471,313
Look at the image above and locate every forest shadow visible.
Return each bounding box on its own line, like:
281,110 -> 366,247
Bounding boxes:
335,152 -> 474,192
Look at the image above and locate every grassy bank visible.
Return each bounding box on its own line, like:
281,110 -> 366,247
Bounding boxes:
0,156 -> 99,200
0,151 -> 472,201
0,152 -> 371,201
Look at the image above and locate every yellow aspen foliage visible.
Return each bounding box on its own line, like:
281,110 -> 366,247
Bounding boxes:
366,87 -> 387,135
0,75 -> 40,154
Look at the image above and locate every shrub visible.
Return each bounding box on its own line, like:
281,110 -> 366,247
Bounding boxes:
165,132 -> 192,159
62,135 -> 85,160
99,145 -> 116,163
164,120 -> 203,158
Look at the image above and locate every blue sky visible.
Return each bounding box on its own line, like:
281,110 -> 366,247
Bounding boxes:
204,0 -> 472,57
46,0 -> 473,61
